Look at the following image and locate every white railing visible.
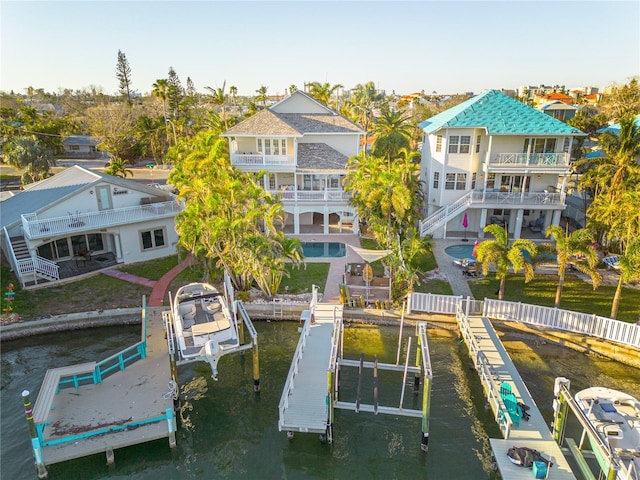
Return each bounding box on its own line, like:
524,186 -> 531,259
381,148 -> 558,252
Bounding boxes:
2,227 -> 20,278
16,255 -> 60,281
231,153 -> 295,167
408,292 -> 462,314
22,201 -> 182,239
275,189 -> 350,202
409,293 -> 640,349
471,191 -> 565,206
419,192 -> 472,237
483,299 -> 640,349
489,152 -> 570,167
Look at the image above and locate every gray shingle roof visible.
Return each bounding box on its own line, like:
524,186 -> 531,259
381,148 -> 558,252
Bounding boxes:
61,135 -> 99,146
296,143 -> 348,172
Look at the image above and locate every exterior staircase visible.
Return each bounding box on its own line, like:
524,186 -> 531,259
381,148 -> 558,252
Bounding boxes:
9,235 -> 59,286
419,192 -> 472,237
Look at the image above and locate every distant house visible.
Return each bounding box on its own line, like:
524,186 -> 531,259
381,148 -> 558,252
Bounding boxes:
538,100 -> 579,122
534,92 -> 574,105
61,135 -> 100,158
221,90 -> 364,235
418,89 -> 586,240
0,166 -> 182,287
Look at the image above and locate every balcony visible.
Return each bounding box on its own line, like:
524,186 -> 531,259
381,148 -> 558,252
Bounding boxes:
22,201 -> 182,240
487,152 -> 570,168
470,190 -> 564,207
231,153 -> 295,170
272,188 -> 351,202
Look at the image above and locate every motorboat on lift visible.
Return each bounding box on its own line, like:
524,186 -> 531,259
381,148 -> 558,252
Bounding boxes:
575,387 -> 640,479
170,282 -> 239,380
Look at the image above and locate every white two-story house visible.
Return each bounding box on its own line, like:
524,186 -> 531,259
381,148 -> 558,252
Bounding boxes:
418,89 -> 586,240
221,90 -> 364,235
1,166 -> 182,287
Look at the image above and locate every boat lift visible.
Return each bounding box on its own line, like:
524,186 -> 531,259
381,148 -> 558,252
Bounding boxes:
332,310 -> 434,452
163,274 -> 260,392
552,377 -> 635,480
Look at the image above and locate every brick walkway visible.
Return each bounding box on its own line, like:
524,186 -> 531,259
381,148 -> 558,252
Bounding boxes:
148,255 -> 193,307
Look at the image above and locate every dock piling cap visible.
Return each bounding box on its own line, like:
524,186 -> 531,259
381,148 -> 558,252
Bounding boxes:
22,390 -> 29,397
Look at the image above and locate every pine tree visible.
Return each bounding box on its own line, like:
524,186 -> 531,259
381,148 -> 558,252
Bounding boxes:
116,50 -> 133,105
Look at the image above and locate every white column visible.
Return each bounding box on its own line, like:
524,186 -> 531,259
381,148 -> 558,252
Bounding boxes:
479,209 -> 487,239
323,207 -> 329,235
113,233 -> 123,262
513,209 -> 524,240
293,207 -> 300,235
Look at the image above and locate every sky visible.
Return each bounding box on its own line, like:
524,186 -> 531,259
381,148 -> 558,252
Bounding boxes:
1,0 -> 639,97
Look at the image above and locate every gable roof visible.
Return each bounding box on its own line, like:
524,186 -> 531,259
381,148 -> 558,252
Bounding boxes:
1,166 -> 171,229
222,90 -> 363,137
61,135 -> 99,146
539,101 -> 579,112
418,89 -> 585,136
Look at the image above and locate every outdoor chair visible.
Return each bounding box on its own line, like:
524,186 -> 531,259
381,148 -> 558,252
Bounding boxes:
529,217 -> 544,233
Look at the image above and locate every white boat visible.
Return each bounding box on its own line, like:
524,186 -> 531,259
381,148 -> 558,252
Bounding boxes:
575,387 -> 640,479
171,282 -> 240,380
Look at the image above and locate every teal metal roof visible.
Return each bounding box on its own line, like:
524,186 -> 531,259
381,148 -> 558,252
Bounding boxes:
418,90 -> 585,136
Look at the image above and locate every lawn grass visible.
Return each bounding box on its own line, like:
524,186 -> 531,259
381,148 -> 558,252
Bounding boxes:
1,263 -> 150,319
279,263 -> 330,294
414,278 -> 454,295
469,273 -> 640,323
118,256 -> 179,281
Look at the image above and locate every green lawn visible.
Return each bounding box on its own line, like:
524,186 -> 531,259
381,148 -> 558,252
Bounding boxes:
414,279 -> 454,295
469,273 -> 640,323
118,256 -> 180,281
279,263 -> 330,294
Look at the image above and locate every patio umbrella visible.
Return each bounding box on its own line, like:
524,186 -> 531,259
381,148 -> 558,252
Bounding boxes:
462,212 -> 469,241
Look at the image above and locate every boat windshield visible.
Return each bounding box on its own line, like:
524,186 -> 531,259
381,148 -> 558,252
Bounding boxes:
177,291 -> 221,304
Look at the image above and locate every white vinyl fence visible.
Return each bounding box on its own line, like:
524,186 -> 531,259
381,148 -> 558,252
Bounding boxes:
408,293 -> 640,349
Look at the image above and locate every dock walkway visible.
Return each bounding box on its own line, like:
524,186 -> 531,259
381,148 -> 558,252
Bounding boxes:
33,307 -> 175,466
459,314 -> 575,479
278,303 -> 342,435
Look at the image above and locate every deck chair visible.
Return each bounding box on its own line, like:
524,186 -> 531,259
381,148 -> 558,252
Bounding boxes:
499,382 -> 513,397
502,393 -> 522,426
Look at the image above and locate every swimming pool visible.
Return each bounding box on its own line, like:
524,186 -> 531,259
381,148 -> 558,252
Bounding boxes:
301,242 -> 346,258
444,244 -> 474,259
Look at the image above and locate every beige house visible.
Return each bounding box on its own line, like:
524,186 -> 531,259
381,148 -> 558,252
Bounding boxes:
221,90 -> 364,234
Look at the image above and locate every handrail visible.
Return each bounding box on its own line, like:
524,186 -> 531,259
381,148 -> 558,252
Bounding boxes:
419,191 -> 472,236
278,309 -> 312,419
3,226 -> 22,284
17,255 -> 60,281
21,201 -> 182,239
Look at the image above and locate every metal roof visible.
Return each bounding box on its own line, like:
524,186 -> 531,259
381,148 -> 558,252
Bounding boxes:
61,135 -> 100,146
418,89 -> 585,136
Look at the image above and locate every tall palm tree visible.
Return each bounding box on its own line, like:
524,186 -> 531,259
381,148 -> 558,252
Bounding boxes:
306,81 -> 343,107
344,81 -> 386,154
205,81 -> 230,129
475,224 -> 537,300
255,86 -> 269,107
543,226 -> 601,308
596,115 -> 640,199
371,109 -> 415,160
152,79 -> 170,144
3,136 -> 55,183
609,239 -> 640,319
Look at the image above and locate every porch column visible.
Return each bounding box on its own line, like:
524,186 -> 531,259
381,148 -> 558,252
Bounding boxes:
353,214 -> 360,235
293,207 -> 300,235
513,209 -> 524,240
323,207 -> 329,235
478,209 -> 487,239
551,210 -> 561,228
114,234 -> 124,262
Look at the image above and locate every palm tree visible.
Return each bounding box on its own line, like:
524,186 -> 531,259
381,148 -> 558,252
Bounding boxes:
255,86 -> 269,107
3,135 -> 55,183
205,81 -> 230,129
152,79 -> 170,144
609,239 -> 640,319
596,115 -> 640,199
543,226 -> 601,308
229,85 -> 238,106
475,224 -> 537,300
306,81 -> 343,107
104,158 -> 133,178
370,109 -> 415,160
344,81 -> 386,154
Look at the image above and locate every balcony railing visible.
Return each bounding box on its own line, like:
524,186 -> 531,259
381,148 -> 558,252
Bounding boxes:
22,201 -> 183,240
273,189 -> 351,202
231,153 -> 295,167
471,190 -> 564,206
488,152 -> 570,167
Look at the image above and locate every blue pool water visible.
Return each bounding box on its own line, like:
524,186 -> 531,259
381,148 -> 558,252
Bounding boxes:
445,244 -> 474,259
301,242 -> 346,258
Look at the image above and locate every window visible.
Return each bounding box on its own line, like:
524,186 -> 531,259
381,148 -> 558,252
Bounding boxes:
471,172 -> 477,189
486,173 -> 496,190
257,138 -> 287,155
448,135 -> 471,154
71,145 -> 80,151
445,173 -> 456,190
141,228 -> 166,250
435,135 -> 442,152
445,173 -> 467,190
476,135 -> 481,153
563,138 -> 571,153
433,171 -> 440,189
523,138 -> 557,153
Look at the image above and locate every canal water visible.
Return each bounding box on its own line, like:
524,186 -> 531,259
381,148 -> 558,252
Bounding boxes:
2,322 -> 639,479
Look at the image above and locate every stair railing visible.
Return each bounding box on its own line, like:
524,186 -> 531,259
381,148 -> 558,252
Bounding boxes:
419,191 -> 473,237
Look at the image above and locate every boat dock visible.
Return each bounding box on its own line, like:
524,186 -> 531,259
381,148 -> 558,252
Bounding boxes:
24,302 -> 176,477
278,302 -> 342,437
457,311 -> 576,479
